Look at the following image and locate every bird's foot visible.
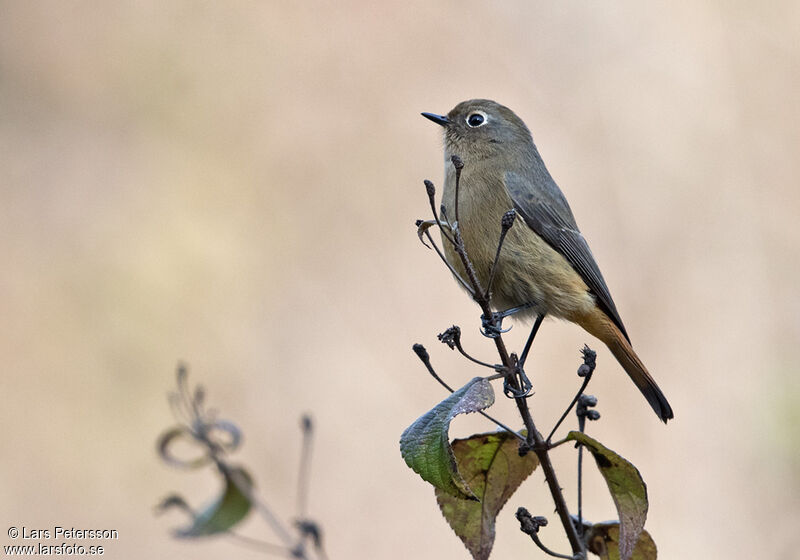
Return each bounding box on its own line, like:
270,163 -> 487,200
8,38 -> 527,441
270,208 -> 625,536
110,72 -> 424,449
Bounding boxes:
479,303 -> 535,338
480,311 -> 512,338
503,364 -> 533,399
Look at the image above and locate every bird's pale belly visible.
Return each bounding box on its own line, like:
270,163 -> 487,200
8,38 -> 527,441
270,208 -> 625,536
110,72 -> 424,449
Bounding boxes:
443,209 -> 596,325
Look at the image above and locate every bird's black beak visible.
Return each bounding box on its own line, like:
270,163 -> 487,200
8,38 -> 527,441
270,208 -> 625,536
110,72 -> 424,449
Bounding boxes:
421,112 -> 450,127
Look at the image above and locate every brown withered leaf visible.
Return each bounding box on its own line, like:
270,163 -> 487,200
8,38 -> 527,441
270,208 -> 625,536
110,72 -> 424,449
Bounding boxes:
435,431 -> 538,560
586,521 -> 657,560
567,432 -> 648,560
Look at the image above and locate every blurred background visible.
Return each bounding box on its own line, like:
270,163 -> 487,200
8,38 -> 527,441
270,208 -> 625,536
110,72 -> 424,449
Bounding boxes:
1,2 -> 798,558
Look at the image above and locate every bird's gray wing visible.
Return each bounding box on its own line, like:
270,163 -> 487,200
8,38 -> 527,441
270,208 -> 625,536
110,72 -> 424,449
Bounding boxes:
504,171 -> 629,342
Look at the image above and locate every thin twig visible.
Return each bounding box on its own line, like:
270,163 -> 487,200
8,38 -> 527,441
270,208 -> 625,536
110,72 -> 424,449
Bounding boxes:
418,226 -> 474,295
296,415 -> 313,519
223,462 -> 298,552
546,346 -> 596,443
412,344 -> 525,443
438,326 -> 497,370
577,443 -> 584,541
455,344 -> 497,369
451,155 -> 464,226
226,532 -> 294,557
516,508 -> 578,560
441,159 -> 585,556
528,531 -> 578,560
547,378 -> 590,445
452,227 -> 487,299
575,389 -> 599,542
484,209 -> 516,299
546,372 -> 593,443
424,180 -> 456,248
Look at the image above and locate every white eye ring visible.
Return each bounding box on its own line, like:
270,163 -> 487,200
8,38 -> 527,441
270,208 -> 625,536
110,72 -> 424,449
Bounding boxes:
466,111 -> 488,128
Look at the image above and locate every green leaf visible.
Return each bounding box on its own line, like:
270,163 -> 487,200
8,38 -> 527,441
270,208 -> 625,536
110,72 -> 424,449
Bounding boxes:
566,432 -> 648,560
400,377 -> 495,499
174,466 -> 253,537
436,431 -> 538,560
586,521 -> 657,560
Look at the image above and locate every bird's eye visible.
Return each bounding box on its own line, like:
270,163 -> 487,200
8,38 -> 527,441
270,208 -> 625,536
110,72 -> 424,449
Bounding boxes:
466,112 -> 487,127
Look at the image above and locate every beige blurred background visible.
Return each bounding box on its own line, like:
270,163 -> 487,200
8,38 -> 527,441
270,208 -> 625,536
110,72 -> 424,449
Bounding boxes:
1,2 -> 798,558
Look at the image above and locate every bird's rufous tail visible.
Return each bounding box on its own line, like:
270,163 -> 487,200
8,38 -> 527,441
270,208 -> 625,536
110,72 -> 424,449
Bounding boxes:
576,308 -> 674,422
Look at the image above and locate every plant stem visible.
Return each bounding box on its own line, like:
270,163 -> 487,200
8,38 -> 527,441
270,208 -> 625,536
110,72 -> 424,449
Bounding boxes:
412,344 -> 525,443
547,370 -> 593,443
446,205 -> 585,557
296,416 -> 313,519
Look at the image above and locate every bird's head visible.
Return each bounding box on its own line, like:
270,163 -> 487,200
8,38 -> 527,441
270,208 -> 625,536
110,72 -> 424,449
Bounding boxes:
422,99 -> 532,159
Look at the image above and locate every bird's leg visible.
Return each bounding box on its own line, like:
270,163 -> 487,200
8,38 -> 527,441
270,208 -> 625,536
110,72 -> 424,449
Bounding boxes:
480,302 -> 534,338
497,313 -> 545,399
501,313 -> 546,398
518,313 -> 545,369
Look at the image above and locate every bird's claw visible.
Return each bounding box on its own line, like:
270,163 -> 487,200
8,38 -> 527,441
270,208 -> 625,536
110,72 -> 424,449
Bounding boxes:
480,311 -> 513,338
503,368 -> 533,398
480,303 -> 536,338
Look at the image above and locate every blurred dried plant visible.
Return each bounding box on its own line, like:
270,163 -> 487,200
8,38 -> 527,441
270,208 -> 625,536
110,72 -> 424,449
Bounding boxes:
156,365 -> 327,559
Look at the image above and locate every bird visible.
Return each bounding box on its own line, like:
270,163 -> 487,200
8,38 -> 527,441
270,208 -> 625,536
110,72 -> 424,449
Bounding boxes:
422,99 -> 673,422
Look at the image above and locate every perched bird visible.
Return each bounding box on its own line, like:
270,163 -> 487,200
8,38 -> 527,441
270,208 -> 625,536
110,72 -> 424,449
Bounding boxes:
422,99 -> 673,422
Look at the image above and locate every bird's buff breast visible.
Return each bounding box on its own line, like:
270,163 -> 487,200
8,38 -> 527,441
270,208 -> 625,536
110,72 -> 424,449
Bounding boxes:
440,166 -> 595,323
